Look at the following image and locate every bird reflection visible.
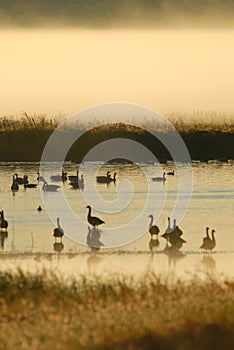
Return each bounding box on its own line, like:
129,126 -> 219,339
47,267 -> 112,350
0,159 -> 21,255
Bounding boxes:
163,243 -> 186,271
148,237 -> 160,255
202,254 -> 216,274
87,226 -> 104,250
53,242 -> 64,254
0,231 -> 8,250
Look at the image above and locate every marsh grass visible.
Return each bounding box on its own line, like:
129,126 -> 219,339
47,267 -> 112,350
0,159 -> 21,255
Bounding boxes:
0,112 -> 233,161
0,269 -> 234,349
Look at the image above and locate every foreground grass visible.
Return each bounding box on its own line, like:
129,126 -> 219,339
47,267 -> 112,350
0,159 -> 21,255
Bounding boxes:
0,270 -> 234,349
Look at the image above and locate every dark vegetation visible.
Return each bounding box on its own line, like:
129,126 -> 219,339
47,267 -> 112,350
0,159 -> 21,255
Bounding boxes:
0,113 -> 233,162
0,0 -> 234,27
0,269 -> 234,349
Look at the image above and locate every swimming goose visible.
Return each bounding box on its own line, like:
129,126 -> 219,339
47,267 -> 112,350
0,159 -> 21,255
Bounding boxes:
0,210 -> 8,231
70,174 -> 84,189
14,173 -> 24,184
152,172 -> 166,182
53,217 -> 64,241
23,175 -> 37,188
167,170 -> 175,176
86,205 -> 105,228
96,171 -> 111,183
108,172 -> 117,183
148,215 -> 160,236
42,180 -> 60,192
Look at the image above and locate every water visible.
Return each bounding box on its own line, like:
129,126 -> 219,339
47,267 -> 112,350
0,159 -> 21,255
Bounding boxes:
0,161 -> 233,280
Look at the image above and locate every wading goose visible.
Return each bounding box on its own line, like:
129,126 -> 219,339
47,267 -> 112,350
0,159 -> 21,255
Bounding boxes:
0,210 -> 8,231
167,170 -> 175,176
96,171 -> 111,183
42,180 -> 60,192
152,172 -> 166,182
148,215 -> 160,236
200,228 -> 216,252
11,175 -> 19,191
86,205 -> 105,228
53,217 -> 64,241
37,172 -> 44,181
161,217 -> 171,240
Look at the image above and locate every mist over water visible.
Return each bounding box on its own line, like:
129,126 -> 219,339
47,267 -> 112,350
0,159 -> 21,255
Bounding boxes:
0,28 -> 234,119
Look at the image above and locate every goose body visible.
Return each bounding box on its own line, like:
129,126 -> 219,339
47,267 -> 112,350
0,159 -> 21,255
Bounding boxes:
0,210 -> 8,231
148,215 -> 160,236
86,205 -> 105,227
152,172 -> 166,182
53,218 -> 64,241
96,171 -> 111,183
42,180 -> 60,192
14,173 -> 24,184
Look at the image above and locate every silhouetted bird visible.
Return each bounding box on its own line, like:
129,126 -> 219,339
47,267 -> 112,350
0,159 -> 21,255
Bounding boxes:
86,205 -> 105,228
53,218 -> 64,241
148,215 -> 160,236
0,210 -> 8,231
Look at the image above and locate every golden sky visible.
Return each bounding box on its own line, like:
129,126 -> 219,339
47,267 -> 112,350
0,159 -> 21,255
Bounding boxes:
1,29 -> 234,118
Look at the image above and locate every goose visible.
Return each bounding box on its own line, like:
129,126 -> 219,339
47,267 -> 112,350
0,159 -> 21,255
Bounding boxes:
0,210 -> 8,231
50,171 -> 67,182
23,175 -> 37,188
11,175 -> 19,191
14,173 -> 24,184
108,172 -> 117,183
70,174 -> 84,189
96,171 -> 111,183
86,205 -> 105,228
200,227 -> 211,251
167,170 -> 175,176
37,172 -> 44,181
200,228 -> 216,252
37,205 -> 42,211
161,217 -> 171,240
148,215 -> 160,236
152,172 -> 166,182
53,217 -> 64,241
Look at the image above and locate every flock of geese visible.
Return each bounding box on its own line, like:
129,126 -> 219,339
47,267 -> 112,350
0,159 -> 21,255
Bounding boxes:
1,169 -> 216,254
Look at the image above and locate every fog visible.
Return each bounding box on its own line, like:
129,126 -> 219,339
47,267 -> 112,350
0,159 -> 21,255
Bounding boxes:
0,29 -> 234,119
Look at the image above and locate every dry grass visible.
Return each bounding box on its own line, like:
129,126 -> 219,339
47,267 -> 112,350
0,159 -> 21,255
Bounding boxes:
0,111 -> 233,134
0,269 -> 234,349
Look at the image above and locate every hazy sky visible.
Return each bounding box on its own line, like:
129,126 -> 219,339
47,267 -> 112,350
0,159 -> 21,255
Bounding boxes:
1,29 -> 234,118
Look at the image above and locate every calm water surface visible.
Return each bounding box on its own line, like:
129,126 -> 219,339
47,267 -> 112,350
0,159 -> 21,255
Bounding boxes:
0,161 -> 233,280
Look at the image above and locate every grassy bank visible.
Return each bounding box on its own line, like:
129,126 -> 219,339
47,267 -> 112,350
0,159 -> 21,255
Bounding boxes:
0,113 -> 233,162
0,269 -> 234,349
